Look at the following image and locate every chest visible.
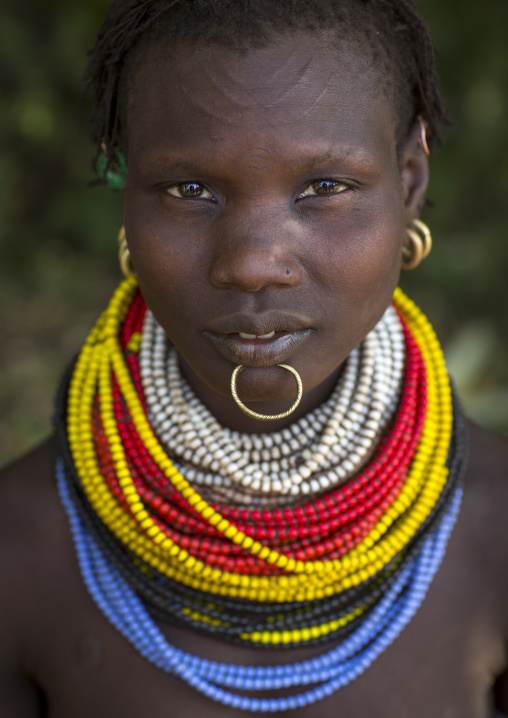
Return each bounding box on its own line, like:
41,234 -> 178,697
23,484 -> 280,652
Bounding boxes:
33,552 -> 502,718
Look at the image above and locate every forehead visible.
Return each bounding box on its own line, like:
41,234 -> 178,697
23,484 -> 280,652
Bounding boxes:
127,34 -> 397,166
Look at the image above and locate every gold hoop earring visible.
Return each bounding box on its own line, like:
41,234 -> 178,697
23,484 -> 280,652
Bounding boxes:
118,226 -> 137,278
402,219 -> 432,270
231,364 -> 303,421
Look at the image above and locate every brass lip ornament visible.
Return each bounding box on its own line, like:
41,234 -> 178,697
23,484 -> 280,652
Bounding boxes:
231,364 -> 303,421
118,226 -> 137,279
402,218 -> 432,270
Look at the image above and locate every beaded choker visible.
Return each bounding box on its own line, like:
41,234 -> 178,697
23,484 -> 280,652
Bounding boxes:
54,279 -> 468,712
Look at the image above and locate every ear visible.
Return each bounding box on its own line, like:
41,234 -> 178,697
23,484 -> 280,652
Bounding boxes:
401,120 -> 430,223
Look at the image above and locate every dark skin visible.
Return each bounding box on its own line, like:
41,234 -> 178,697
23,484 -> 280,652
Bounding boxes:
1,33 -> 508,718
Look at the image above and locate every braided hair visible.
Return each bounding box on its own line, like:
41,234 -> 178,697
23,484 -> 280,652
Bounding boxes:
85,0 -> 450,175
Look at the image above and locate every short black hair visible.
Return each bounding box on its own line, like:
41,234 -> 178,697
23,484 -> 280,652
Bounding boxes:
85,0 -> 450,176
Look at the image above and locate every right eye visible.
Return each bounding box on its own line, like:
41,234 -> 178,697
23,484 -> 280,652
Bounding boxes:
297,179 -> 350,199
165,182 -> 216,201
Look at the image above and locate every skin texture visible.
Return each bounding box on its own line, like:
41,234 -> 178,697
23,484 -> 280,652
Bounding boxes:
0,33 -> 507,717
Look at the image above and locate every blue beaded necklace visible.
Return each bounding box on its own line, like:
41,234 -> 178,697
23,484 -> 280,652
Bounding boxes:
56,459 -> 462,713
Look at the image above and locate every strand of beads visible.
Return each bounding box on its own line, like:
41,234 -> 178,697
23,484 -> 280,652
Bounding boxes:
140,305 -> 405,500
88,361 -> 416,582
107,292 -> 421,575
55,376 -> 466,648
120,310 -> 424,563
55,275 -> 467,652
100,322 -> 423,573
65,279 -> 453,604
55,456 -> 463,713
178,308 -> 403,485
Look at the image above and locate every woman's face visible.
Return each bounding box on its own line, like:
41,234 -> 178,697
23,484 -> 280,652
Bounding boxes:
124,34 -> 427,428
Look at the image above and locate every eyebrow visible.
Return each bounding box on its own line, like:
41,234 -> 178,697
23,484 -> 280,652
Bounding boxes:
146,160 -> 205,174
143,148 -> 376,176
280,150 -> 375,171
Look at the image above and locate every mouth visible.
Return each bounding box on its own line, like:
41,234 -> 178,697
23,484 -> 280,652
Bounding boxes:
203,328 -> 314,367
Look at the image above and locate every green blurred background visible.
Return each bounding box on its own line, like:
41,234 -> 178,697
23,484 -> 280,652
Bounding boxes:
0,0 -> 507,467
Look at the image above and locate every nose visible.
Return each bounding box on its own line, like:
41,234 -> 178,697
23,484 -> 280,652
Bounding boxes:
209,212 -> 303,292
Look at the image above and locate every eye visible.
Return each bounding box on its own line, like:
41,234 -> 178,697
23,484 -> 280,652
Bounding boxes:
165,182 -> 216,201
298,180 -> 350,199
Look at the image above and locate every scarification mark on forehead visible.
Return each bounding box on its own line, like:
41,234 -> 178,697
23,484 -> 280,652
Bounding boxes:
179,49 -> 335,126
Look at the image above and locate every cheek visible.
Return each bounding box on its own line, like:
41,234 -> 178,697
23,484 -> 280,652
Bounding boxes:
312,202 -> 403,352
315,202 -> 403,325
125,202 -> 211,339
349,217 -> 402,307
137,250 -> 207,339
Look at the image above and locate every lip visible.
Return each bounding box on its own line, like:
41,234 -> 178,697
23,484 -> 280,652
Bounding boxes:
206,311 -> 313,337
203,329 -> 314,367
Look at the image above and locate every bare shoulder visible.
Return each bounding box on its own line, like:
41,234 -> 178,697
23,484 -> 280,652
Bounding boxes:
0,438 -> 65,578
0,438 -> 71,715
0,438 -> 69,637
458,422 -> 508,710
467,419 -> 508,477
456,421 -> 508,619
462,421 -> 508,537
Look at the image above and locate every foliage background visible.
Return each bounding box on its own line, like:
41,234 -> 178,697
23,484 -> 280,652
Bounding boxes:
0,0 -> 507,466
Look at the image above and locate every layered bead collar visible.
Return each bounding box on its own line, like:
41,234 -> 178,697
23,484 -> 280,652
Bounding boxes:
54,279 -> 468,712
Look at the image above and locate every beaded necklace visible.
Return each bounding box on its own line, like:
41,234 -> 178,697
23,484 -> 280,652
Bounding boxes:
56,460 -> 462,712
55,279 -> 468,711
140,306 -> 405,501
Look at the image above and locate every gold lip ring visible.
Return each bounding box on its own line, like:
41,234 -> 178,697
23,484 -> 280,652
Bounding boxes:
230,364 -> 303,421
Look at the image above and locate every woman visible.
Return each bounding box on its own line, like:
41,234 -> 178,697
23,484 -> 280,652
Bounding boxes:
1,1 -> 507,715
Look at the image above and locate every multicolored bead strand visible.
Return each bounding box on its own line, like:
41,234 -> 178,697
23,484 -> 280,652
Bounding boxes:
54,277 -> 468,708
96,322 -> 424,573
55,379 -> 466,648
56,457 -> 463,712
64,279 -> 454,603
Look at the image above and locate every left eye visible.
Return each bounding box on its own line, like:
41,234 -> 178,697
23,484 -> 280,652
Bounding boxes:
165,182 -> 216,200
298,180 -> 349,198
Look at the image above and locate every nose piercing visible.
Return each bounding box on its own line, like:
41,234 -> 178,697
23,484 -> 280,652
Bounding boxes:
231,364 -> 303,421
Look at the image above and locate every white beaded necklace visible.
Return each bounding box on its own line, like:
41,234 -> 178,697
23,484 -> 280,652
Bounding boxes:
139,306 -> 405,506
